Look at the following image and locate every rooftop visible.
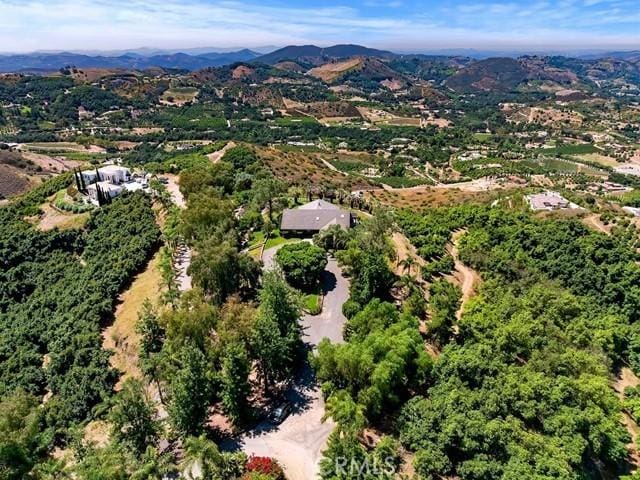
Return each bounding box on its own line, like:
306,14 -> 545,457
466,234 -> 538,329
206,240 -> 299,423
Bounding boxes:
281,199 -> 352,232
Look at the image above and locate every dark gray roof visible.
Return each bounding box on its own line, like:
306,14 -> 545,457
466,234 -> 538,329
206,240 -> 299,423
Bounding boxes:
281,200 -> 352,231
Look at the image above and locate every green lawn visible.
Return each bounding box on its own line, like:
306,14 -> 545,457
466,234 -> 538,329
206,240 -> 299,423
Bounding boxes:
303,293 -> 322,315
264,233 -> 301,250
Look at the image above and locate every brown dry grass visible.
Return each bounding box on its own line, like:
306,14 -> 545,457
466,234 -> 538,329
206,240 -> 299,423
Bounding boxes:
308,58 -> 362,82
259,146 -> 374,190
103,252 -> 162,389
367,186 -> 509,209
36,203 -> 90,231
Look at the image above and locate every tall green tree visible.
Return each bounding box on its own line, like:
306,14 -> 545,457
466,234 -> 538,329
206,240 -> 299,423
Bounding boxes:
168,346 -> 212,437
189,240 -> 260,305
251,271 -> 302,393
275,242 -> 327,290
109,378 -> 159,457
0,391 -> 52,480
220,342 -> 252,424
253,176 -> 286,221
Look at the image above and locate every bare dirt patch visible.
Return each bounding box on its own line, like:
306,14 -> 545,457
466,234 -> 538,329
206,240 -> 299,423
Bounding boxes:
582,214 -> 612,235
0,163 -> 34,198
392,232 -> 426,279
232,65 -> 255,79
367,185 -> 516,209
22,151 -> 82,172
308,58 -> 362,82
23,142 -> 106,153
260,147 -> 375,190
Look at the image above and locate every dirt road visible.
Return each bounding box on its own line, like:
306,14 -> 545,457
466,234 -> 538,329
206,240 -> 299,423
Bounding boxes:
449,230 -> 480,321
207,141 -> 236,164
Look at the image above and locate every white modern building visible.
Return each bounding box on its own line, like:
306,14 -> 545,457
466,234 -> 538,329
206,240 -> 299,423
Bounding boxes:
80,165 -> 131,185
86,181 -> 124,204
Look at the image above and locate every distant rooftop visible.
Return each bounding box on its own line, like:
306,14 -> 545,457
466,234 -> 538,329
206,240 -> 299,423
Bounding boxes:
526,191 -> 580,211
281,199 -> 351,232
297,199 -> 341,210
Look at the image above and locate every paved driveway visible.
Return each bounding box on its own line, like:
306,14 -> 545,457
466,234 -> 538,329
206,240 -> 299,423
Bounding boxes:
227,245 -> 349,479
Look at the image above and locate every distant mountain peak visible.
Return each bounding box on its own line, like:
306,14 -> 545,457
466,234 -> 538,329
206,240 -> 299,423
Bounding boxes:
253,44 -> 396,65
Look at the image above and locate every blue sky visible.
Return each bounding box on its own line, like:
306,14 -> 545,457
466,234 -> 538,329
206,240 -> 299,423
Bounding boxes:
0,0 -> 638,53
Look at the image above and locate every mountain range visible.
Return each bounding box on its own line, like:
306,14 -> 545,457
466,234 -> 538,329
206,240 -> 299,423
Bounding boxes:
0,43 -> 639,83
0,49 -> 261,73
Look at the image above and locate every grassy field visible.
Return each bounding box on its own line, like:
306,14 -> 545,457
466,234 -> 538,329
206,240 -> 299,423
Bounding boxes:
577,152 -> 620,167
303,293 -> 322,315
329,158 -> 370,172
473,132 -> 492,142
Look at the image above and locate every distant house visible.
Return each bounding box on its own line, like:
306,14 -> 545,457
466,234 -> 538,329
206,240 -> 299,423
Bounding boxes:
526,191 -> 580,211
280,199 -> 352,234
614,164 -> 640,177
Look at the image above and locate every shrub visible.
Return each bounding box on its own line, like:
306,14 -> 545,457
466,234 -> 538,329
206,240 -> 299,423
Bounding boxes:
275,242 -> 327,290
244,456 -> 285,480
342,299 -> 362,319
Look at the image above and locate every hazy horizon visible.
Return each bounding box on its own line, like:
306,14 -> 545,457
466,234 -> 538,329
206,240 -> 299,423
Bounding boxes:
0,0 -> 638,54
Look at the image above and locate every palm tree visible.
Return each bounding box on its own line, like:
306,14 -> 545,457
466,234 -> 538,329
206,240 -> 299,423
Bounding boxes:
394,274 -> 422,300
288,185 -> 305,205
399,256 -> 416,275
182,435 -> 223,480
323,390 -> 366,436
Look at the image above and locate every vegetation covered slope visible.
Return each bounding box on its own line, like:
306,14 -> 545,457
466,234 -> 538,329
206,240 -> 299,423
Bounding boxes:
393,206 -> 640,478
0,188 -> 159,428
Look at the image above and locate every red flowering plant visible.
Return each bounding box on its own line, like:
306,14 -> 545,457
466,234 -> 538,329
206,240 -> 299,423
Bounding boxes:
243,455 -> 286,480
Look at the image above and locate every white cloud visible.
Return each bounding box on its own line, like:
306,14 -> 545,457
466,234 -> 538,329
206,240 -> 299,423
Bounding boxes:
0,0 -> 637,53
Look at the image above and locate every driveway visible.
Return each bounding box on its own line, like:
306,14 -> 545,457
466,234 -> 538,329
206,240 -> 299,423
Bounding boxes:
227,245 -> 349,479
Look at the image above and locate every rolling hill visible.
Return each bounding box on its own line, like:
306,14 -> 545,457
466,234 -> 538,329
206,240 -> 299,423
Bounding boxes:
253,44 -> 395,66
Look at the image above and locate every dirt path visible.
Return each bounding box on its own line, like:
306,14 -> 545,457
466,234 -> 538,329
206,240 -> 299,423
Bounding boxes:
449,230 -> 480,321
392,232 -> 426,279
612,367 -> 640,468
583,213 -> 611,235
207,141 -> 236,164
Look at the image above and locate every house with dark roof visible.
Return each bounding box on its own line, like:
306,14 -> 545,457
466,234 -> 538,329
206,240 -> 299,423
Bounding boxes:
280,199 -> 352,234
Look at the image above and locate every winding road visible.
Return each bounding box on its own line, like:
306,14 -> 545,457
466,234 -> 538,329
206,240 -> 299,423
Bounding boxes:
227,243 -> 349,479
